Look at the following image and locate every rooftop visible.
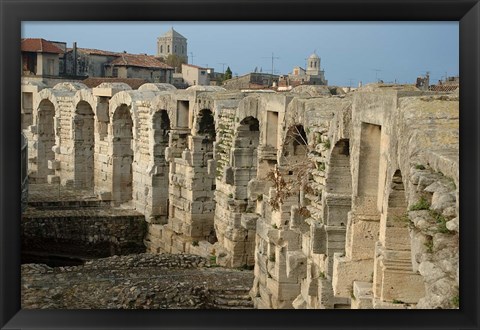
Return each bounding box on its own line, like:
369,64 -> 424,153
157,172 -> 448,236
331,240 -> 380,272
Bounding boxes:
159,27 -> 187,40
182,63 -> 208,70
108,54 -> 174,69
21,38 -> 64,54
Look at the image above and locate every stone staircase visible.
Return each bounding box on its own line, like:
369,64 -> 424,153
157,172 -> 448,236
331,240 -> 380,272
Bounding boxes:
212,287 -> 255,309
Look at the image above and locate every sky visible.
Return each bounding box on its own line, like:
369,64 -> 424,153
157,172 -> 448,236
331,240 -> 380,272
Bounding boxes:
22,22 -> 459,87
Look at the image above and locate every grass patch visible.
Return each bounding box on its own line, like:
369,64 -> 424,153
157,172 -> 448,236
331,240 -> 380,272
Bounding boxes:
415,164 -> 426,170
272,223 -> 278,229
392,299 -> 404,304
210,255 -> 217,265
323,139 -> 331,150
410,197 -> 430,211
452,295 -> 459,308
424,237 -> 434,253
192,240 -> 199,247
269,255 -> 276,262
257,194 -> 263,201
429,210 -> 450,233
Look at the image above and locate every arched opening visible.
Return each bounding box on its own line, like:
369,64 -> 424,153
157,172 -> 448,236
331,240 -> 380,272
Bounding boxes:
151,110 -> 171,221
112,104 -> 133,204
234,116 -> 260,191
197,109 -> 216,160
283,125 -> 308,161
323,139 -> 352,275
36,99 -> 55,183
373,169 -> 425,304
73,101 -> 94,189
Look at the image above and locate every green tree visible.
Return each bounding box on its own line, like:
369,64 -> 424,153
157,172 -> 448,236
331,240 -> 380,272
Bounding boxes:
164,54 -> 186,72
224,66 -> 232,80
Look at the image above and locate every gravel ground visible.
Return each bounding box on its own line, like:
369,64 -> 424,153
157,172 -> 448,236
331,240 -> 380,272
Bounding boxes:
22,253 -> 254,309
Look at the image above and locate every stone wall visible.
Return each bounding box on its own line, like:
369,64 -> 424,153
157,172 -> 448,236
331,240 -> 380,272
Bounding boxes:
22,81 -> 459,309
22,208 -> 146,257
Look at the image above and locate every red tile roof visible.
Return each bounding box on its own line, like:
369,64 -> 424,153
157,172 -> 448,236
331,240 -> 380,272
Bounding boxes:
109,54 -> 174,69
21,38 -> 64,54
81,77 -> 148,89
69,48 -> 121,57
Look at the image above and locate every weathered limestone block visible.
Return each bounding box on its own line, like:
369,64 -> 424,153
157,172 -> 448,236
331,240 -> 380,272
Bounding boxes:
241,213 -> 258,230
47,175 -> 60,184
47,159 -> 60,170
311,223 -> 327,254
345,216 -> 380,261
286,250 -> 307,278
382,226 -> 411,251
380,267 -> 425,303
332,253 -> 373,298
351,281 -> 373,309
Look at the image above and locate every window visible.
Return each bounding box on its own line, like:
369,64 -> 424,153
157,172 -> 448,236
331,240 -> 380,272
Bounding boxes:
160,45 -> 163,53
47,59 -> 55,75
182,45 -> 184,54
113,67 -> 118,77
200,71 -> 206,75
167,45 -> 170,53
174,45 -> 177,53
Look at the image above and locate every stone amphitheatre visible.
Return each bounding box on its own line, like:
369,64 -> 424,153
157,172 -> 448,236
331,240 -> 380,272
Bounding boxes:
21,80 -> 459,309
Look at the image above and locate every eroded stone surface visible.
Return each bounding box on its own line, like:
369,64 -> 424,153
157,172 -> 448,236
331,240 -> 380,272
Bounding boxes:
21,81 -> 459,309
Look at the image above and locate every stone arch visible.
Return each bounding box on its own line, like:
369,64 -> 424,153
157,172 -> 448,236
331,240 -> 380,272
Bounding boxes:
73,101 -> 95,189
378,169 -> 410,252
197,108 -> 216,140
149,109 -> 172,221
152,110 -> 171,164
213,115 -> 262,267
53,82 -> 88,92
357,122 -> 382,209
111,104 -> 134,204
326,139 -> 351,195
108,92 -> 137,134
232,116 -> 260,175
282,124 -> 308,161
231,116 -> 260,193
150,93 -> 176,129
373,169 -> 425,304
33,89 -> 60,127
138,83 -> 177,92
322,138 -> 352,275
35,99 -> 56,183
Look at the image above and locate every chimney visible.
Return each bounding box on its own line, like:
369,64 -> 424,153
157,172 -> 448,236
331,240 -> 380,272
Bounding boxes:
73,42 -> 77,76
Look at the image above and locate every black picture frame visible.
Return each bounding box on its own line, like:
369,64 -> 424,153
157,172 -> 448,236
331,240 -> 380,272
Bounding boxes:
1,0 -> 478,329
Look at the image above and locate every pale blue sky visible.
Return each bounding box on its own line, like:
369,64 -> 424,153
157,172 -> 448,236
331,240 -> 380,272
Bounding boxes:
22,22 -> 459,86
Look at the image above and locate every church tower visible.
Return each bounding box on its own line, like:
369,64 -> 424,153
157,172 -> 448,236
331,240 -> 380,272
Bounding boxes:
306,52 -> 320,76
156,27 -> 188,63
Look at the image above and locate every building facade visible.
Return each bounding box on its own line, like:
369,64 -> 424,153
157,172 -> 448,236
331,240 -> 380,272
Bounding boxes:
181,63 -> 210,86
21,38 -> 64,77
279,52 -> 328,89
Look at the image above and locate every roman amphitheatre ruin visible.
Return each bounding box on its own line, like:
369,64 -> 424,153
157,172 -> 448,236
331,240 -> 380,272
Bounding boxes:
20,80 -> 459,309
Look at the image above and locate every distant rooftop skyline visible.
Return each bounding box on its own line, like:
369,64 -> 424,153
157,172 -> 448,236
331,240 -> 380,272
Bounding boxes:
22,22 -> 459,86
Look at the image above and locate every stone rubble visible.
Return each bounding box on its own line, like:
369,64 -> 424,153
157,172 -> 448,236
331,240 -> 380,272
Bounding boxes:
22,253 -> 254,309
